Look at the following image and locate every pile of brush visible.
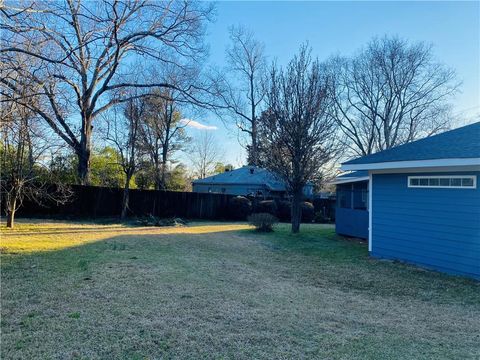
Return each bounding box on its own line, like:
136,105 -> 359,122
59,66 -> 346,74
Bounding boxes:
136,215 -> 188,227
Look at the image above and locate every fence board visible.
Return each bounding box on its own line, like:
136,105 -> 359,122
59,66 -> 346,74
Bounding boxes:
6,185 -> 335,221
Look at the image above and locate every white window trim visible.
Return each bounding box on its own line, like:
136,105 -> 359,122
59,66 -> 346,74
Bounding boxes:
407,175 -> 477,189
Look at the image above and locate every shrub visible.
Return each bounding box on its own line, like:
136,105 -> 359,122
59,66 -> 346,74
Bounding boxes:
314,211 -> 331,223
276,200 -> 316,223
135,216 -> 187,227
277,200 -> 291,221
248,213 -> 278,232
256,200 -> 277,216
301,202 -> 315,222
229,196 -> 252,220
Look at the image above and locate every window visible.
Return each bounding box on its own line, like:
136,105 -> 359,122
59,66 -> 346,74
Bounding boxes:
353,189 -> 368,210
337,190 -> 351,209
337,183 -> 368,210
408,175 -> 476,189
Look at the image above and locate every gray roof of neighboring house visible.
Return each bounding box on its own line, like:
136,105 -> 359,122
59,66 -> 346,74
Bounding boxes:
343,122 -> 480,165
337,170 -> 369,179
192,166 -> 287,191
332,170 -> 369,184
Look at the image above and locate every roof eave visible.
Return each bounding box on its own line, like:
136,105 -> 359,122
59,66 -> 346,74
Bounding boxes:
192,181 -> 267,186
341,158 -> 480,171
330,176 -> 369,185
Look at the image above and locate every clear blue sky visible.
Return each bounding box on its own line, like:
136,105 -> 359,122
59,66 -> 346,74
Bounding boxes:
181,1 -> 480,166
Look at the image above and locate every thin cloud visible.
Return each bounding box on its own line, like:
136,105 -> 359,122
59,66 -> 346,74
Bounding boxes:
179,118 -> 217,130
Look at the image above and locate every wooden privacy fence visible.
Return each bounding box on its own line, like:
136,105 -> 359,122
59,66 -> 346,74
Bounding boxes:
8,185 -> 336,221
11,185 -> 235,220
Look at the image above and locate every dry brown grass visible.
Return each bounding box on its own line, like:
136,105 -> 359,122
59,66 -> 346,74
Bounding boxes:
1,219 -> 479,359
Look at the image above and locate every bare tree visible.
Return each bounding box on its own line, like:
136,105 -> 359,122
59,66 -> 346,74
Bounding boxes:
328,36 -> 459,157
103,94 -> 144,219
139,89 -> 190,190
260,46 -> 338,233
190,131 -> 221,179
1,83 -> 71,228
0,0 -> 213,184
214,26 -> 267,165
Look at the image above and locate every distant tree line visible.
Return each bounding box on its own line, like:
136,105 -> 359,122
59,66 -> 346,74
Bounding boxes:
1,1 -> 459,231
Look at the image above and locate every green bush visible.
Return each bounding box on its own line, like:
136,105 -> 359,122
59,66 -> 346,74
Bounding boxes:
256,200 -> 277,216
301,202 -> 315,222
248,212 -> 278,232
229,196 -> 252,220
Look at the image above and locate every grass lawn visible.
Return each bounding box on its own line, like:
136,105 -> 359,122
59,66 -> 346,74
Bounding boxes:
1,219 -> 479,359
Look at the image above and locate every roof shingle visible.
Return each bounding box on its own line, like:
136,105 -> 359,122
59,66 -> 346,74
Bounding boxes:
343,122 -> 480,165
192,166 -> 286,191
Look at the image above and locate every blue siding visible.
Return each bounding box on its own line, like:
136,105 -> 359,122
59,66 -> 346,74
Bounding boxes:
371,171 -> 480,279
336,208 -> 369,239
335,181 -> 369,239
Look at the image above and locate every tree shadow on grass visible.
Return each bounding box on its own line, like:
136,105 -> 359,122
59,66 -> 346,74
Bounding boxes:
3,226 -> 478,304
1,227 -> 480,359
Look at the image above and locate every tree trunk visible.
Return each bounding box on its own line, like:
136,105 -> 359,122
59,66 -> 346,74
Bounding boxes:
160,123 -> 170,190
154,165 -> 162,191
25,117 -> 35,170
121,173 -> 132,219
77,116 -> 93,185
160,162 -> 167,190
153,155 -> 162,190
6,209 -> 15,229
160,146 -> 168,191
77,149 -> 90,185
251,120 -> 258,166
6,196 -> 17,229
291,188 -> 303,233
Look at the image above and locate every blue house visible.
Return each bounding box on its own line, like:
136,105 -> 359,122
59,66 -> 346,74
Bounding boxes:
192,166 -> 314,198
340,122 -> 480,279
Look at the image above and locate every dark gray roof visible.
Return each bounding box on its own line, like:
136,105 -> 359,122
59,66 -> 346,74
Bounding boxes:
343,122 -> 480,165
192,166 -> 286,191
331,170 -> 369,184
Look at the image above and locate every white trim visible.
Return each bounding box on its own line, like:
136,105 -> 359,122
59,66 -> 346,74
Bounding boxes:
342,158 -> 480,171
370,165 -> 480,174
368,172 -> 372,252
330,176 -> 369,185
407,175 -> 477,189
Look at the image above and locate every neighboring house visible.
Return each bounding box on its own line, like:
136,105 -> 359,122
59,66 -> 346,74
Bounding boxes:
192,166 -> 314,198
332,170 -> 369,239
339,122 -> 480,279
